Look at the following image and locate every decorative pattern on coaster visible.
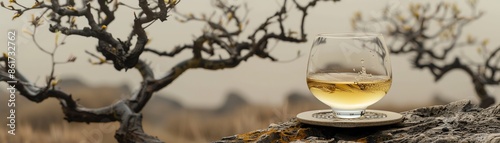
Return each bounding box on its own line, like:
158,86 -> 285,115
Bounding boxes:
312,111 -> 387,120
296,109 -> 403,128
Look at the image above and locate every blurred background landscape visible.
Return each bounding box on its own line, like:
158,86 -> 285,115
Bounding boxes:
1,0 -> 499,142
0,79 -> 445,142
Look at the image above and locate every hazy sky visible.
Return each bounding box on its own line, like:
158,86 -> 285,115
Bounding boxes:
1,0 -> 499,109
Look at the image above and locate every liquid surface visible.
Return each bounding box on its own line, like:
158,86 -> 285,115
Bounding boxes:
307,73 -> 392,110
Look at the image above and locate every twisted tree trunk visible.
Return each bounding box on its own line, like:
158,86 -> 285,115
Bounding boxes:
473,78 -> 496,108
115,114 -> 163,143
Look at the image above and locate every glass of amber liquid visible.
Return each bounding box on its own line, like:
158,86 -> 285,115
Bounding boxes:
306,33 -> 392,118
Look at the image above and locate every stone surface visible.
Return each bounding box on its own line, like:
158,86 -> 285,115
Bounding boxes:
216,100 -> 500,143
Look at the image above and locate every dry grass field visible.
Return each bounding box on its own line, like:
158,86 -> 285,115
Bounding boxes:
0,83 -> 444,143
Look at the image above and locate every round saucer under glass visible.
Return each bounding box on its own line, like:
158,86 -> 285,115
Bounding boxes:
296,109 -> 403,128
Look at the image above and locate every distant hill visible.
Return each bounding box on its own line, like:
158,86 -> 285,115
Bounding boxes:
286,91 -> 316,104
58,77 -> 87,88
214,91 -> 248,114
142,94 -> 184,125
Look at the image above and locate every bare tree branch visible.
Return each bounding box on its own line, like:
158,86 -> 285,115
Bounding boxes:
354,1 -> 498,107
1,0 -> 339,142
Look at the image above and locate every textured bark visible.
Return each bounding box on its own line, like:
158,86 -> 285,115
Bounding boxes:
1,1 -> 340,142
474,79 -> 496,108
353,1 -> 500,108
216,100 -> 500,143
115,114 -> 163,143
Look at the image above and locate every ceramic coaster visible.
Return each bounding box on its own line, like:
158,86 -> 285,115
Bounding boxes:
297,109 -> 403,128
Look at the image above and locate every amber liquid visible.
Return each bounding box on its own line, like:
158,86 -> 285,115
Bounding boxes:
307,73 -> 392,110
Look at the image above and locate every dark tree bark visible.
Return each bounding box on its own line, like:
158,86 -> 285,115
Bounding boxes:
353,1 -> 499,107
0,0 -> 340,142
474,78 -> 496,108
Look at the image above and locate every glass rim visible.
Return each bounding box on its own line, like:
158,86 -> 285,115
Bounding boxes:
316,33 -> 382,39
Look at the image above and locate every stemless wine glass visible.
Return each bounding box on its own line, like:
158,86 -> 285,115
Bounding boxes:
306,33 -> 392,119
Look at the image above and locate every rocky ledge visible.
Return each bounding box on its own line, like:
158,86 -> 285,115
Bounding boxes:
216,100 -> 500,143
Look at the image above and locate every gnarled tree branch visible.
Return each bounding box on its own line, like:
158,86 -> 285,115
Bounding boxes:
1,0 -> 339,142
354,1 -> 498,107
